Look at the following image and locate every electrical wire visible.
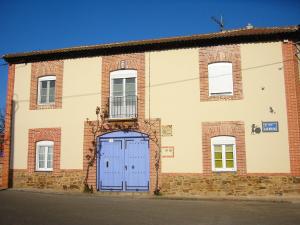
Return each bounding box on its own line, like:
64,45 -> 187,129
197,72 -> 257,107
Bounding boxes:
11,58 -> 292,104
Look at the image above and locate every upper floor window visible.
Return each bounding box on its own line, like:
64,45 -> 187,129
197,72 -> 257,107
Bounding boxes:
208,62 -> 233,96
36,140 -> 54,171
38,76 -> 56,105
211,136 -> 236,172
109,70 -> 137,119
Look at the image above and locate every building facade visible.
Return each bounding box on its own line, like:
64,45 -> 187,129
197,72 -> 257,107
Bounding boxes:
2,25 -> 300,196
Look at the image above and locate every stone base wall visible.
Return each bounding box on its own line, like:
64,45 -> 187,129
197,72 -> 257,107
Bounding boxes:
161,174 -> 300,197
11,170 -> 84,191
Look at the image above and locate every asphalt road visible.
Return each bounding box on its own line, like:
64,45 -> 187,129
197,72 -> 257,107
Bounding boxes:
0,190 -> 300,225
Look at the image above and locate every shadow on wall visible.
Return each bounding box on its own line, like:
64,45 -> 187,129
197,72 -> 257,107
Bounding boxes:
8,99 -> 18,188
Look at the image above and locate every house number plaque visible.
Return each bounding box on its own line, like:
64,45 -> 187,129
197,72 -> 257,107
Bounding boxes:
161,146 -> 174,158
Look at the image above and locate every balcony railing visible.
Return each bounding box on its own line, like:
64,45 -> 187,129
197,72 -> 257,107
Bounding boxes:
109,95 -> 137,119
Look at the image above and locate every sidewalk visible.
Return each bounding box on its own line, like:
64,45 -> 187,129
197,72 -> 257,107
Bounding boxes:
6,187 -> 300,203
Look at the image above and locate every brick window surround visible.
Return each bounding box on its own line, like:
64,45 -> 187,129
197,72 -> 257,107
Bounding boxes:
202,121 -> 246,175
30,60 -> 63,110
101,53 -> 145,120
28,128 -> 61,174
199,45 -> 243,101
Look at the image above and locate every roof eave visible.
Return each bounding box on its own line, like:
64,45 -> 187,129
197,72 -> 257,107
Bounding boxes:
3,27 -> 300,64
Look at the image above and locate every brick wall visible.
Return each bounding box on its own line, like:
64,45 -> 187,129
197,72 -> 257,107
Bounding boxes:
282,42 -> 300,176
199,45 -> 243,101
30,60 -> 63,110
28,128 -> 61,174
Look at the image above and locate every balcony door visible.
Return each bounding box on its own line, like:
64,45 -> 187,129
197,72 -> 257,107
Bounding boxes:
110,70 -> 137,119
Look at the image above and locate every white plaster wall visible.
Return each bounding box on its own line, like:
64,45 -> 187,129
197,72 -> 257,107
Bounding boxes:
12,57 -> 101,169
145,43 -> 290,173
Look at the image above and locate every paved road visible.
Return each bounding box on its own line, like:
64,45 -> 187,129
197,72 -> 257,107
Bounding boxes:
0,190 -> 300,225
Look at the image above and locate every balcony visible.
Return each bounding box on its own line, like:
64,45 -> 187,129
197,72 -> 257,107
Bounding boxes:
109,95 -> 137,120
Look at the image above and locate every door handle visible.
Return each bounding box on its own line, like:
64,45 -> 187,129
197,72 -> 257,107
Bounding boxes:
125,165 -> 127,170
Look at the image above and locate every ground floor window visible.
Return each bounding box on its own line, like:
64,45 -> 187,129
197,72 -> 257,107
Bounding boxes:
36,141 -> 54,171
211,136 -> 236,172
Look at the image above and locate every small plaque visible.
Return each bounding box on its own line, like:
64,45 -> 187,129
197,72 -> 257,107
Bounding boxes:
262,121 -> 279,132
161,125 -> 173,137
161,146 -> 174,158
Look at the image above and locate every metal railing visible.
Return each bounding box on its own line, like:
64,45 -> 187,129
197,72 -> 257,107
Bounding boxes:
109,95 -> 137,119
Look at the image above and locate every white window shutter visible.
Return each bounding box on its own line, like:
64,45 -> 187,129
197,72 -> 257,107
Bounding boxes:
208,62 -> 233,95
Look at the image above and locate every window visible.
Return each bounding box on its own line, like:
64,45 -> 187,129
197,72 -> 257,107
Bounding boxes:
211,136 -> 236,172
36,141 -> 54,171
109,70 -> 137,119
38,76 -> 56,104
208,62 -> 233,96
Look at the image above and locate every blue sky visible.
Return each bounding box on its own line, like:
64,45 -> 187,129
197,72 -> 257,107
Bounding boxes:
0,0 -> 299,110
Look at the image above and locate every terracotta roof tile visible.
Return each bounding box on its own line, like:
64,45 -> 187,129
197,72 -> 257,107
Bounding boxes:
3,25 -> 300,63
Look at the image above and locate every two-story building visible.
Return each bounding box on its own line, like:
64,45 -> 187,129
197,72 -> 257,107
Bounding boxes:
2,25 -> 300,196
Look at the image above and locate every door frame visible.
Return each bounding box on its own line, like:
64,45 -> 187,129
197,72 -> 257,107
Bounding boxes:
96,130 -> 150,192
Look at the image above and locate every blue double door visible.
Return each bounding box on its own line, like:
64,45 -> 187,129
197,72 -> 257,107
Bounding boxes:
97,131 -> 150,192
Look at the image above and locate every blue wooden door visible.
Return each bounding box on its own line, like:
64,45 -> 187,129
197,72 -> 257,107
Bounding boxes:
124,138 -> 150,191
98,131 -> 149,192
98,140 -> 124,191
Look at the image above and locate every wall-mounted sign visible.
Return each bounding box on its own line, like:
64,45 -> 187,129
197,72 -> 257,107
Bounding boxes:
262,121 -> 279,132
161,125 -> 173,137
161,146 -> 174,158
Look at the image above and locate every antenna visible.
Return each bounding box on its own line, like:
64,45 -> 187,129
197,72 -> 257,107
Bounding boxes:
211,15 -> 224,31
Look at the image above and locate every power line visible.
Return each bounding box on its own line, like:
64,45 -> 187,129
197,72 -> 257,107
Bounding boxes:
12,58 -> 292,104
149,59 -> 290,88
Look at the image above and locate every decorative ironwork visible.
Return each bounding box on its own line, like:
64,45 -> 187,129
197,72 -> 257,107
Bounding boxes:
109,95 -> 137,119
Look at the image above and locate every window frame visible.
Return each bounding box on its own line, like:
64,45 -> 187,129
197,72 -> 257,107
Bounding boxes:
110,70 -> 137,94
109,70 -> 137,119
35,140 -> 54,172
211,136 -> 237,172
37,76 -> 56,105
208,62 -> 233,96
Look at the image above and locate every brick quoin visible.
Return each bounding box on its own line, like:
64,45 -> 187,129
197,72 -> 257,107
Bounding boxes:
282,41 -> 300,176
199,45 -> 243,101
202,121 -> 246,175
2,64 -> 15,188
30,60 -> 64,110
27,128 -> 61,174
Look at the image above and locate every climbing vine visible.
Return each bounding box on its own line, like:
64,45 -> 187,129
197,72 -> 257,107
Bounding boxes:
84,106 -> 161,195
